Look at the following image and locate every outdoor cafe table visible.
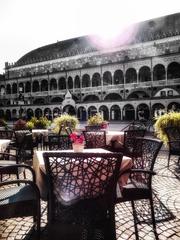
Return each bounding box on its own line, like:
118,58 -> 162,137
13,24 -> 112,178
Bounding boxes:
0,139 -> 11,152
33,148 -> 132,200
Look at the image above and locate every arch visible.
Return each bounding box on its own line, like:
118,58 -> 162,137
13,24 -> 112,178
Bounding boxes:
125,68 -> 137,84
77,106 -> 87,121
33,98 -> 45,104
35,108 -> 43,118
74,75 -> 80,89
67,76 -> 73,89
44,108 -> 52,120
82,74 -> 90,88
167,62 -> 180,79
50,78 -> 57,90
32,81 -> 40,92
123,104 -> 135,120
51,97 -> 63,103
92,73 -> 101,87
6,84 -> 11,94
53,107 -> 61,118
99,105 -> 109,120
114,69 -> 124,85
0,85 -> 5,95
41,79 -> 48,91
58,77 -> 66,90
12,83 -> 17,94
152,103 -> 165,117
139,66 -> 151,82
12,109 -> 17,120
63,105 -> 76,115
83,95 -> 99,102
26,108 -> 34,120
128,91 -> 149,99
104,93 -> 122,101
137,103 -> 150,120
5,110 -> 11,121
87,106 -> 97,118
19,82 -> 24,92
25,81 -> 31,92
167,102 -> 180,112
110,105 -> 121,120
0,110 -> 4,119
103,71 -> 112,85
153,64 -> 165,80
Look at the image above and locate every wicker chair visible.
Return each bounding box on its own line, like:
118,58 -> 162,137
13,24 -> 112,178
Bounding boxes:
116,137 -> 162,240
0,164 -> 41,239
123,129 -> 146,157
85,125 -> 102,131
48,135 -> 72,150
43,152 -> 123,240
83,130 -> 107,149
0,129 -> 14,139
0,152 -> 24,181
164,126 -> 180,167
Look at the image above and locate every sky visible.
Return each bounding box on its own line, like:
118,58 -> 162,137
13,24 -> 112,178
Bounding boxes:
0,0 -> 180,74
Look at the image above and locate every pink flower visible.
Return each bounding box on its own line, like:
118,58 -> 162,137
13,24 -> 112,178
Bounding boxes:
70,132 -> 84,144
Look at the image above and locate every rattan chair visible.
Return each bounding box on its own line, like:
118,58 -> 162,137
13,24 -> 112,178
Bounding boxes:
116,137 -> 162,240
43,152 -> 123,240
123,129 -> 146,157
48,135 -> 72,150
164,126 -> 180,167
0,152 -> 24,181
83,130 -> 107,149
0,129 -> 14,139
85,125 -> 102,131
0,164 -> 41,239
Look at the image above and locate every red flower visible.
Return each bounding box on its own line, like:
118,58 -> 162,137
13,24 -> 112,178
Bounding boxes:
70,132 -> 84,144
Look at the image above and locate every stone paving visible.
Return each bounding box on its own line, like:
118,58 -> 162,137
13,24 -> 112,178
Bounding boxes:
0,144 -> 180,239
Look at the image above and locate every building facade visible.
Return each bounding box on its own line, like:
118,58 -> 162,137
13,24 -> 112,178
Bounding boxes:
0,13 -> 180,121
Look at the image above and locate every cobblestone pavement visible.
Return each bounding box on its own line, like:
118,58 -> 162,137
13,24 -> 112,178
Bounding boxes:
0,146 -> 180,240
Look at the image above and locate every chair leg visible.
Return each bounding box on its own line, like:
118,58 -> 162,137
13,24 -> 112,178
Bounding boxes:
149,196 -> 159,240
167,153 -> 171,168
131,200 -> 139,240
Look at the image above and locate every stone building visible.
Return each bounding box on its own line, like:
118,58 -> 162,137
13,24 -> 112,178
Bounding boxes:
0,12 -> 180,121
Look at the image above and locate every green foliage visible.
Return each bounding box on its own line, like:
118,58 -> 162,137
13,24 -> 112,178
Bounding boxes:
52,114 -> 79,134
87,113 -> 107,126
27,117 -> 51,129
154,112 -> 180,144
13,119 -> 28,130
0,119 -> 7,127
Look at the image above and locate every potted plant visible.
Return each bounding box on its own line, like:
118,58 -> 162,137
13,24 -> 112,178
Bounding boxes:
27,117 -> 51,129
87,113 -> 109,130
52,114 -> 79,135
0,119 -> 8,129
154,111 -> 180,144
69,132 -> 85,152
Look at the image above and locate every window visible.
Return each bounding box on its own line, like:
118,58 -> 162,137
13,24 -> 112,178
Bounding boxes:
160,91 -> 166,97
167,90 -> 173,96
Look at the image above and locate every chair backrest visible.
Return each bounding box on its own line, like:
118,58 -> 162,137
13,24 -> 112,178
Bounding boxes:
43,152 -> 122,212
0,130 -> 14,139
18,133 -> 34,162
85,125 -> 102,131
14,130 -> 31,147
123,129 -> 146,156
164,126 -> 180,142
131,137 -> 162,185
83,130 -> 106,148
48,135 -> 72,150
